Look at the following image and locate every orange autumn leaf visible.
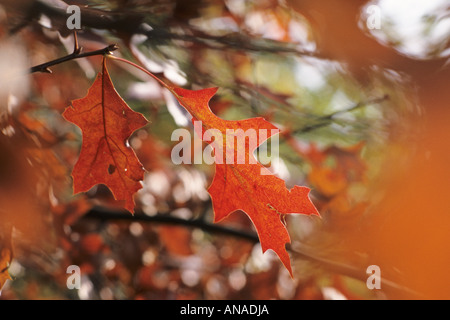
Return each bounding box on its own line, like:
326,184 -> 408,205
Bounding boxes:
159,226 -> 192,256
308,165 -> 347,197
170,87 -> 319,276
63,57 -> 148,213
0,248 -> 12,291
287,139 -> 366,197
80,233 -> 105,255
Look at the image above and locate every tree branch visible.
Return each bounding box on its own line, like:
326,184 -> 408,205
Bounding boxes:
292,94 -> 389,135
20,0 -> 320,57
81,205 -> 419,297
140,26 -> 321,56
291,243 -> 423,298
82,206 -> 259,243
29,43 -> 118,74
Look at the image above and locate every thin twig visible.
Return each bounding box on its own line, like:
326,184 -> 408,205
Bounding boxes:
291,243 -> 423,298
292,94 -> 389,135
140,26 -> 320,56
29,44 -> 119,74
72,30 -> 81,55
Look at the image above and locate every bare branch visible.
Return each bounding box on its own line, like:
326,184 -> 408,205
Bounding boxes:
292,94 -> 389,135
81,206 -> 259,243
29,44 -> 118,74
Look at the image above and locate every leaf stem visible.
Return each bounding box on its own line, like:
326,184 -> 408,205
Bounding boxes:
107,55 -> 197,117
107,55 -> 171,90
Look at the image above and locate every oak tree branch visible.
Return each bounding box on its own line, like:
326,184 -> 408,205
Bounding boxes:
29,44 -> 118,74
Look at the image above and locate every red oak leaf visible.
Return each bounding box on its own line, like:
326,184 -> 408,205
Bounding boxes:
63,58 -> 148,213
171,87 -> 319,276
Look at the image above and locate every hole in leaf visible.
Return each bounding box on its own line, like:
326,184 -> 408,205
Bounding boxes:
108,164 -> 116,174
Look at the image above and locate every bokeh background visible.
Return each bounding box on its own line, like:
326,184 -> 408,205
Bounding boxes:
0,0 -> 449,299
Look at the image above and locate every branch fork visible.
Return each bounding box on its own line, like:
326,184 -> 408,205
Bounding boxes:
29,32 -> 118,74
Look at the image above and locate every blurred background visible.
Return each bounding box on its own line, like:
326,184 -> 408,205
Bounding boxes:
0,0 -> 449,300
